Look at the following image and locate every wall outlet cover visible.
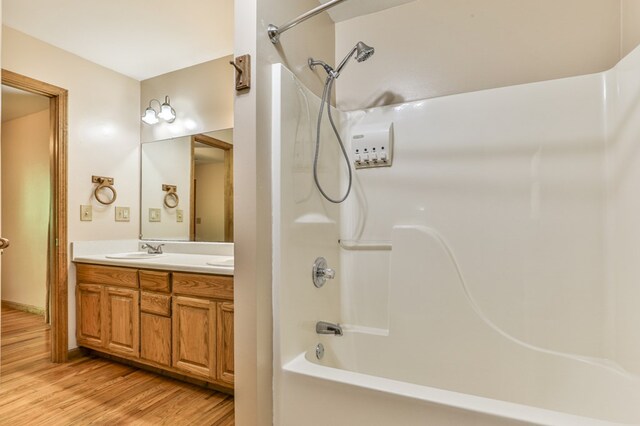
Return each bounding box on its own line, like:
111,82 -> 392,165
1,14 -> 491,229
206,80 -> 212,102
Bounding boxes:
176,209 -> 184,222
149,208 -> 161,222
80,205 -> 92,221
115,206 -> 130,222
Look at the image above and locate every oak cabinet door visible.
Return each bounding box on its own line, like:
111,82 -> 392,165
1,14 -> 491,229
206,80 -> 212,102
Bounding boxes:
77,284 -> 104,347
104,286 -> 140,357
216,302 -> 234,386
140,313 -> 172,366
172,296 -> 216,379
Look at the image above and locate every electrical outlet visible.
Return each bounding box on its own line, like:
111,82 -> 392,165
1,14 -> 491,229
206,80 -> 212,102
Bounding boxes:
115,206 -> 130,222
149,208 -> 161,222
80,205 -> 92,221
176,209 -> 184,222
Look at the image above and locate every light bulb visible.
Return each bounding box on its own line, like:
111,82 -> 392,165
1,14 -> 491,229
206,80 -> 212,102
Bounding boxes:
141,107 -> 159,125
158,103 -> 176,122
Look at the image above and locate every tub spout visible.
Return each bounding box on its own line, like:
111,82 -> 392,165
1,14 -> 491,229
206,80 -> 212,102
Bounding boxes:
316,321 -> 343,336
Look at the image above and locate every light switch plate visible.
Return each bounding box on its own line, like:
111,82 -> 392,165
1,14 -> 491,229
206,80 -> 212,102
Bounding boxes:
80,205 -> 92,221
149,208 -> 161,222
115,206 -> 130,222
176,209 -> 184,222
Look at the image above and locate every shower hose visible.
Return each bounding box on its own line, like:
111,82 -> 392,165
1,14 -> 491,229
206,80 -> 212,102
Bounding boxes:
313,75 -> 353,204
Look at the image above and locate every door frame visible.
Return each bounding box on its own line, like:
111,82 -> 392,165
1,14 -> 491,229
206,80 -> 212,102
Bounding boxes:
190,134 -> 234,242
2,69 -> 69,362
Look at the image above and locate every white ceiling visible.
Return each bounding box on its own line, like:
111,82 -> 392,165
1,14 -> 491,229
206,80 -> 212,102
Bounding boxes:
1,85 -> 49,123
319,0 -> 416,22
2,0 -> 234,81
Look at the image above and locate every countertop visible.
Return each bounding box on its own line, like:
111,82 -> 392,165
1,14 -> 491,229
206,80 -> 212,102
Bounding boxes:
71,240 -> 234,276
73,253 -> 234,275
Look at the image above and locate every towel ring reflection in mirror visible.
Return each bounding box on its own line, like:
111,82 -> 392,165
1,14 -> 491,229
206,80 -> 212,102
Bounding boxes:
163,184 -> 179,208
92,175 -> 117,205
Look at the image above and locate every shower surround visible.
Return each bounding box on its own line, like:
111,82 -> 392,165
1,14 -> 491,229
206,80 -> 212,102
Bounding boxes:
272,44 -> 640,425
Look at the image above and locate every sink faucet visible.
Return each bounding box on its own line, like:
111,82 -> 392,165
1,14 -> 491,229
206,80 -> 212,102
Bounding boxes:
316,321 -> 343,336
141,243 -> 164,254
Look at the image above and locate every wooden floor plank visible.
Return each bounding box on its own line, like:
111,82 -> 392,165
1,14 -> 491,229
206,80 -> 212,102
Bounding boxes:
0,306 -> 234,425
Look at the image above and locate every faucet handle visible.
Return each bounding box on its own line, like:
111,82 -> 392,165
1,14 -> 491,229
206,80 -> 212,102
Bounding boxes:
322,268 -> 335,280
141,243 -> 164,254
312,257 -> 335,288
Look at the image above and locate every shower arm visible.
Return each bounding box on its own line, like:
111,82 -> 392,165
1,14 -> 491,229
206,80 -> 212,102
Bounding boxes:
268,0 -> 348,44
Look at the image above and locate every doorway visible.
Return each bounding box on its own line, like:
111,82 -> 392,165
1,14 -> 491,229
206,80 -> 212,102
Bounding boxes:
190,133 -> 233,242
1,70 -> 68,362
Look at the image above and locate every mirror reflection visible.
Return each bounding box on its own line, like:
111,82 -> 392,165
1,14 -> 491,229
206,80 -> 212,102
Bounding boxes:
141,128 -> 233,242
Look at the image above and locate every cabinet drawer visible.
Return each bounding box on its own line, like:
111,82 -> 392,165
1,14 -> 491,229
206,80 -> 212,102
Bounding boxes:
141,292 -> 171,316
139,270 -> 171,293
173,273 -> 233,300
77,264 -> 138,288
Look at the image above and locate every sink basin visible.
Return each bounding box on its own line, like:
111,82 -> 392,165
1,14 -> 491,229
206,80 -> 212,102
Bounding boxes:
206,256 -> 234,267
105,252 -> 166,259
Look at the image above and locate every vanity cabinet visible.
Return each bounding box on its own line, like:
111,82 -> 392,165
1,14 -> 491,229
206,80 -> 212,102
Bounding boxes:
77,266 -> 140,357
140,312 -> 172,366
77,283 -> 105,347
171,272 -> 234,383
75,263 -> 233,391
104,286 -> 140,357
216,301 -> 235,386
173,296 -> 217,379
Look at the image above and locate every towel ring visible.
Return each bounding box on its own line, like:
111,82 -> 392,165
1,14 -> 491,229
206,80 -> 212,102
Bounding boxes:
92,176 -> 117,205
162,184 -> 179,208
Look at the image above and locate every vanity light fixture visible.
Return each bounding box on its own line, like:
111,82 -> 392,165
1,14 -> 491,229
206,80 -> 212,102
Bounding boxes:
141,95 -> 176,125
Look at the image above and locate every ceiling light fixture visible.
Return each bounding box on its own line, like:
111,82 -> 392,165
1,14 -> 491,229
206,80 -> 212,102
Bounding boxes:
141,95 -> 176,124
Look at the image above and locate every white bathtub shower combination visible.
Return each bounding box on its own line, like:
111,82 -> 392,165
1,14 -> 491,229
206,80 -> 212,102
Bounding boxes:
272,45 -> 640,425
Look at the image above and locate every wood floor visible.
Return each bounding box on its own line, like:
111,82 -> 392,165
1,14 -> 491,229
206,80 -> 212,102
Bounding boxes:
0,306 -> 234,425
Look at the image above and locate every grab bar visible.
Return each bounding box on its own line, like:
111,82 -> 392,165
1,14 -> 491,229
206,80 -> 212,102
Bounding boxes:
268,0 -> 348,44
338,240 -> 392,251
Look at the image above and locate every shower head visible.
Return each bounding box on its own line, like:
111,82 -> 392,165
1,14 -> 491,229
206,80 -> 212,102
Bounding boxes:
309,41 -> 375,79
334,41 -> 375,77
355,41 -> 375,62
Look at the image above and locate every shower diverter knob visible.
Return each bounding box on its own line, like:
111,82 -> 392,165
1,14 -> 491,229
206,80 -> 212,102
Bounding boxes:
313,257 -> 335,288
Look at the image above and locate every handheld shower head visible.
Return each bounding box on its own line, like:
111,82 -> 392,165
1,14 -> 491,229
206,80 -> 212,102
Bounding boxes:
334,41 -> 375,77
309,41 -> 375,79
355,41 -> 375,62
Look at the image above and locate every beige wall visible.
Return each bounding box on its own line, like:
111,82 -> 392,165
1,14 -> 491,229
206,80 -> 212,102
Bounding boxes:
2,26 -> 141,348
140,57 -> 234,143
1,109 -> 49,309
335,0 -> 631,110
194,161 -> 225,242
622,0 -> 640,56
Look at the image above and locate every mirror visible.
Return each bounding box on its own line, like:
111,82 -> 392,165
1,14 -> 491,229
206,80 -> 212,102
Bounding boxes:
141,128 -> 233,242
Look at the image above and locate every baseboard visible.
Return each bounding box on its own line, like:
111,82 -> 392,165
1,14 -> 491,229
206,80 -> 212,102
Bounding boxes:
1,300 -> 46,316
67,347 -> 87,360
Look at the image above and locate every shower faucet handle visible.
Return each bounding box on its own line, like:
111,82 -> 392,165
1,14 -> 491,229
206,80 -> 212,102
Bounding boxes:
312,257 -> 335,288
322,267 -> 335,280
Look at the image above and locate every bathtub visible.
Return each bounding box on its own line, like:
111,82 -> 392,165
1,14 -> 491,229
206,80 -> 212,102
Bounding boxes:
275,226 -> 640,426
